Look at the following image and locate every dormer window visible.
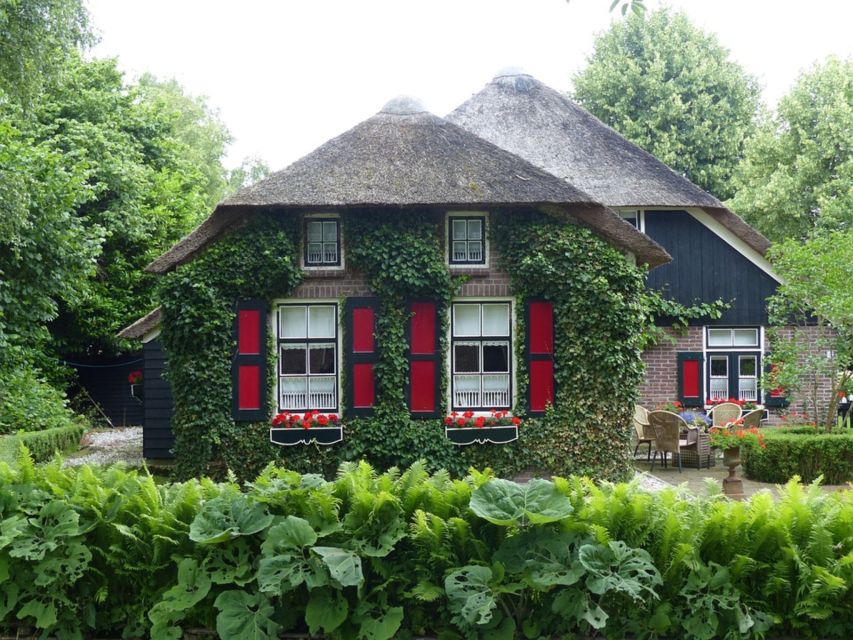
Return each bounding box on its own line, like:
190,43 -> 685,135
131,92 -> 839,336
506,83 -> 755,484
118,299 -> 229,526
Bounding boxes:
304,217 -> 341,267
448,214 -> 486,265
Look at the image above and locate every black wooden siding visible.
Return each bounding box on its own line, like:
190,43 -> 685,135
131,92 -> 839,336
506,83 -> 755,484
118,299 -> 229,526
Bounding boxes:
644,211 -> 779,325
143,340 -> 174,459
70,355 -> 144,427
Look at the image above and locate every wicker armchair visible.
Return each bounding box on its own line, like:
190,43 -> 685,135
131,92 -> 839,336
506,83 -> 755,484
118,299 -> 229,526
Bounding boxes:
740,408 -> 764,428
711,402 -> 742,427
648,410 -> 700,472
633,405 -> 655,461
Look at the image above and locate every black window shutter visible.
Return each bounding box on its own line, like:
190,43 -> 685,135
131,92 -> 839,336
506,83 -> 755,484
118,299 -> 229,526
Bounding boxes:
345,297 -> 379,416
232,300 -> 268,421
677,352 -> 704,407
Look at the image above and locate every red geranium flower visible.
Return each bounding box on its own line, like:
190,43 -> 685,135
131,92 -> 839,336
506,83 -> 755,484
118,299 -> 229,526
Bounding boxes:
463,410 -> 474,419
474,416 -> 486,428
328,414 -> 339,423
128,370 -> 143,384
444,417 -> 453,426
317,415 -> 329,426
456,417 -> 466,427
511,416 -> 521,426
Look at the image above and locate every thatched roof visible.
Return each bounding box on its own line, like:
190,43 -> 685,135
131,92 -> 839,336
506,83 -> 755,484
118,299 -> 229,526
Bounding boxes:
447,72 -> 771,255
116,306 -> 161,340
146,97 -> 670,273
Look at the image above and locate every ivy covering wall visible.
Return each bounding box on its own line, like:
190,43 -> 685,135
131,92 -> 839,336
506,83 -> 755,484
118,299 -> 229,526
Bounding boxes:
158,210 -> 647,482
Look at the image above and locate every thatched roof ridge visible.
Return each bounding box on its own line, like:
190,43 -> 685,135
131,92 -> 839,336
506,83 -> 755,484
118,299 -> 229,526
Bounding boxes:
447,73 -> 770,255
117,306 -> 161,340
146,98 -> 670,273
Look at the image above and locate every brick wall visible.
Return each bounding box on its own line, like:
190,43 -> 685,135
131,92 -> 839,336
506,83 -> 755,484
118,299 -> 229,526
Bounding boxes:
454,242 -> 512,298
638,327 -> 703,408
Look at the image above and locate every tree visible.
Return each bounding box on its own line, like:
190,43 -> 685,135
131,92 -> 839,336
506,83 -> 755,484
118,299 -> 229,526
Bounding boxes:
136,73 -> 233,208
765,230 -> 853,429
0,0 -> 93,103
572,8 -> 760,200
226,156 -> 271,195
729,57 -> 853,242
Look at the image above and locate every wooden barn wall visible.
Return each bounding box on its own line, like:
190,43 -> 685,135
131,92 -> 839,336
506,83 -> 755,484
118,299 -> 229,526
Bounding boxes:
143,339 -> 174,459
71,355 -> 144,427
644,210 -> 779,326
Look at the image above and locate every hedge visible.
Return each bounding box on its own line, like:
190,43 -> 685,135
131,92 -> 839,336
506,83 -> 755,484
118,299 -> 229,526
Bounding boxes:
1,457 -> 852,639
0,422 -> 86,465
743,427 -> 853,484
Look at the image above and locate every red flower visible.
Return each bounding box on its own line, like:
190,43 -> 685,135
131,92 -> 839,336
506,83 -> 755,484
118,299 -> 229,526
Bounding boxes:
128,370 -> 143,384
317,415 -> 329,426
456,417 -> 467,427
444,417 -> 453,426
451,411 -> 458,417
463,410 -> 474,419
303,412 -> 312,422
328,414 -> 339,423
474,416 -> 486,428
511,416 -> 521,426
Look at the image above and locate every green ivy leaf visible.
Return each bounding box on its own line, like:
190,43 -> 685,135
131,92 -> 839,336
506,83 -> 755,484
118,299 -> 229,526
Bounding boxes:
213,590 -> 279,640
469,479 -> 573,526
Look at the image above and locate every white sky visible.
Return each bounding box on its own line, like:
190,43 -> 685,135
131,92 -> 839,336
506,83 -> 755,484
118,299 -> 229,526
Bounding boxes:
87,0 -> 852,171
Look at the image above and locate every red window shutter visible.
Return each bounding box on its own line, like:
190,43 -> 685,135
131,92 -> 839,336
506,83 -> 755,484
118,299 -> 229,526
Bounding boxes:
232,300 -> 268,421
526,300 -> 555,414
676,352 -> 704,407
408,301 -> 440,417
346,298 -> 379,415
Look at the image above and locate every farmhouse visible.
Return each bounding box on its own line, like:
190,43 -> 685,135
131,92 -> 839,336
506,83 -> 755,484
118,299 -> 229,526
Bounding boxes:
119,72 -> 824,479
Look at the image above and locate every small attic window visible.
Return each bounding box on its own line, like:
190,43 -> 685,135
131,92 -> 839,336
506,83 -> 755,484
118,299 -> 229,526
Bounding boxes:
448,214 -> 486,265
304,217 -> 341,267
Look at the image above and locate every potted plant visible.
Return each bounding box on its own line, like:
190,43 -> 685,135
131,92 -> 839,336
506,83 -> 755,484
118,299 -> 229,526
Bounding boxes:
128,370 -> 143,403
270,410 -> 343,446
708,421 -> 766,499
444,409 -> 521,445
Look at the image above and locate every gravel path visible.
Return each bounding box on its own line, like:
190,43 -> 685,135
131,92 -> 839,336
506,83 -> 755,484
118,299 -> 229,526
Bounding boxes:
64,427 -> 143,468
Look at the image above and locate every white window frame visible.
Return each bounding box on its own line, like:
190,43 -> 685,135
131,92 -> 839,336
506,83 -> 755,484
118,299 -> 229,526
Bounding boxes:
703,326 -> 764,404
447,298 -> 515,412
617,209 -> 645,233
445,211 -> 490,269
301,213 -> 344,271
275,300 -> 341,412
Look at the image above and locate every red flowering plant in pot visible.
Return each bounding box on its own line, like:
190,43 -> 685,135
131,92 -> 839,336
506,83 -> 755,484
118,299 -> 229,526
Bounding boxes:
270,410 -> 343,447
443,410 -> 521,446
271,410 -> 340,430
127,370 -> 143,385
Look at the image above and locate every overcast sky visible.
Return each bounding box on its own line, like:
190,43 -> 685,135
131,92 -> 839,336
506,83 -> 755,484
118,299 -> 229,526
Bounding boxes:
87,0 -> 852,171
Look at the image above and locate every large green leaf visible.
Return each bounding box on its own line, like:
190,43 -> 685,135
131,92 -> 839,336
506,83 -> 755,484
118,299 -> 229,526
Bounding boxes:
313,546 -> 364,587
551,590 -> 607,630
157,558 -> 212,612
256,516 -> 326,595
578,541 -> 661,601
206,539 -> 255,585
445,565 -> 496,628
469,479 -> 573,526
189,495 -> 273,544
355,603 -> 404,640
305,588 -> 348,635
495,530 -> 586,588
213,590 -> 279,640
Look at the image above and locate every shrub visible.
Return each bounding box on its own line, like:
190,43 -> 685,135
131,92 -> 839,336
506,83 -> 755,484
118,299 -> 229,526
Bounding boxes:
743,427 -> 853,484
0,458 -> 852,639
0,364 -> 79,434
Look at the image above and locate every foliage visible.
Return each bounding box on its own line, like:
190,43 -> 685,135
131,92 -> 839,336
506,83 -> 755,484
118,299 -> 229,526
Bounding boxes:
2,424 -> 86,464
573,7 -> 760,200
0,0 -> 93,104
159,214 -> 303,479
640,289 -> 729,349
764,230 -> 853,428
226,156 -> 271,195
1,459 -> 853,639
743,428 -> 853,484
492,213 -> 648,481
707,424 -> 765,450
0,364 -> 80,435
730,56 -> 853,242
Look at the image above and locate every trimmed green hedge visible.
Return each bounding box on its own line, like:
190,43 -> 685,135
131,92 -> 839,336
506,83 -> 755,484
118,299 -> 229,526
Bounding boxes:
0,423 -> 86,465
1,457 -> 852,639
743,427 -> 853,484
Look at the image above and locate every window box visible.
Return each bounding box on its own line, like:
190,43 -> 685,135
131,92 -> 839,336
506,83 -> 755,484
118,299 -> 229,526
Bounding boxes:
443,411 -> 520,446
445,424 -> 518,446
270,411 -> 343,446
270,426 -> 343,447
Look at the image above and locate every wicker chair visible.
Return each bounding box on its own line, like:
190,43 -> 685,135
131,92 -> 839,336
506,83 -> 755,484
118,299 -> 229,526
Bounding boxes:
711,402 -> 742,427
740,408 -> 764,429
632,405 -> 655,461
648,410 -> 700,472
